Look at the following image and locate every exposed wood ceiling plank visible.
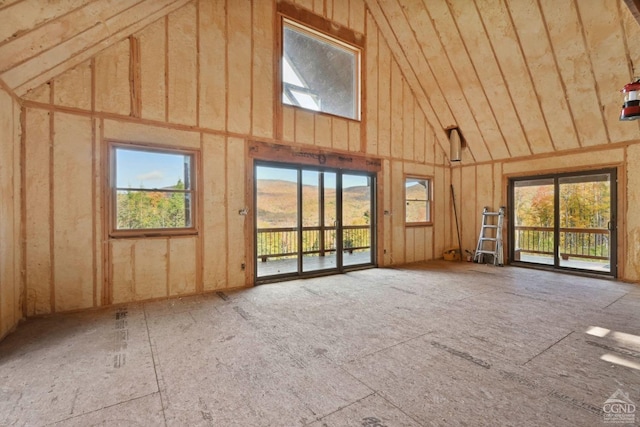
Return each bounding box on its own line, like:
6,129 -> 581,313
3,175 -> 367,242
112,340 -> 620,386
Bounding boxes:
4,0 -> 190,96
394,0 -> 496,162
474,0 -> 555,155
507,0 -> 581,152
0,0 -> 94,44
538,0 -> 609,148
365,0 -> 451,159
441,0 -> 532,158
0,0 -> 146,75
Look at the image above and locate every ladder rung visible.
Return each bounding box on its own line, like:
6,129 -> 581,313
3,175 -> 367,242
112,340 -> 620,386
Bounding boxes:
481,237 -> 497,241
483,212 -> 501,216
477,250 -> 497,254
483,225 -> 498,229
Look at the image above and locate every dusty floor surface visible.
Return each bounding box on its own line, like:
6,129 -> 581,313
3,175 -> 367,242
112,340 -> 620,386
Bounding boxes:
1,261 -> 640,426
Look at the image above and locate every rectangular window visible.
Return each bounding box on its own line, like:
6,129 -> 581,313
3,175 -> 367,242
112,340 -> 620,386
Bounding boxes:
405,177 -> 431,224
282,19 -> 360,120
111,144 -> 196,235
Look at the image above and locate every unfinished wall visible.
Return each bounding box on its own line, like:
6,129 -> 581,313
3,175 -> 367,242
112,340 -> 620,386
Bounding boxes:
18,0 -> 447,315
0,86 -> 22,339
453,144 -> 640,282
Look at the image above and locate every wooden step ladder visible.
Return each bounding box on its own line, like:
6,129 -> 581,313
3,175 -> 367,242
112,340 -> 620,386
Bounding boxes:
473,207 -> 505,266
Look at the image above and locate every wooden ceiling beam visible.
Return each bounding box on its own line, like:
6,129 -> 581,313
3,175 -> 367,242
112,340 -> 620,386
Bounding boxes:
624,0 -> 640,25
2,0 -> 190,96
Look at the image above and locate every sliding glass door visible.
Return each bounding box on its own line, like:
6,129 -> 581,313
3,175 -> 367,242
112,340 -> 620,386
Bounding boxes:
510,169 -> 616,276
255,162 -> 375,282
341,173 -> 374,267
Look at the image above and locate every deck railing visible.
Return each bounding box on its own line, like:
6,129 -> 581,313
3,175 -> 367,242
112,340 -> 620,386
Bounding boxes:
257,225 -> 370,261
514,225 -> 609,260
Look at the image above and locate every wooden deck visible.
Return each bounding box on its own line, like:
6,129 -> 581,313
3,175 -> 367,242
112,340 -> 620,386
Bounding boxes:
256,250 -> 373,278
518,253 -> 611,273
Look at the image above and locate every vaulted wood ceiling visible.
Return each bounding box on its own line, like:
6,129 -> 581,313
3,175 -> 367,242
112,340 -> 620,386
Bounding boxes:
1,0 -> 638,164
367,0 -> 640,163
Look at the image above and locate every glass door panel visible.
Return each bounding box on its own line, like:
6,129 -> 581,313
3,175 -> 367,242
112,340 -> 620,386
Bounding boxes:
341,174 -> 374,267
558,173 -> 611,273
302,170 -> 338,273
510,169 -> 616,277
255,166 -> 299,278
512,178 -> 555,266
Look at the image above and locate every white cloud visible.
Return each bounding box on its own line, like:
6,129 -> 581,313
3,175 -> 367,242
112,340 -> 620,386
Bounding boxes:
136,170 -> 165,182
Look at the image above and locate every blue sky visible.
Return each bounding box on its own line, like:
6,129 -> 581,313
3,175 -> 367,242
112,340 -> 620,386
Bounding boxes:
116,149 -> 188,189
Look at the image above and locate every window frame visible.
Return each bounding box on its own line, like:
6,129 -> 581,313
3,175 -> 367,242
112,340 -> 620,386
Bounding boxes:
108,141 -> 198,238
279,15 -> 362,121
404,175 -> 433,226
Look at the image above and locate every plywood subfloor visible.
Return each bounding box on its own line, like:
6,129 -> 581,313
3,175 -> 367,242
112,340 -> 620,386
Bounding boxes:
1,261 -> 640,426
